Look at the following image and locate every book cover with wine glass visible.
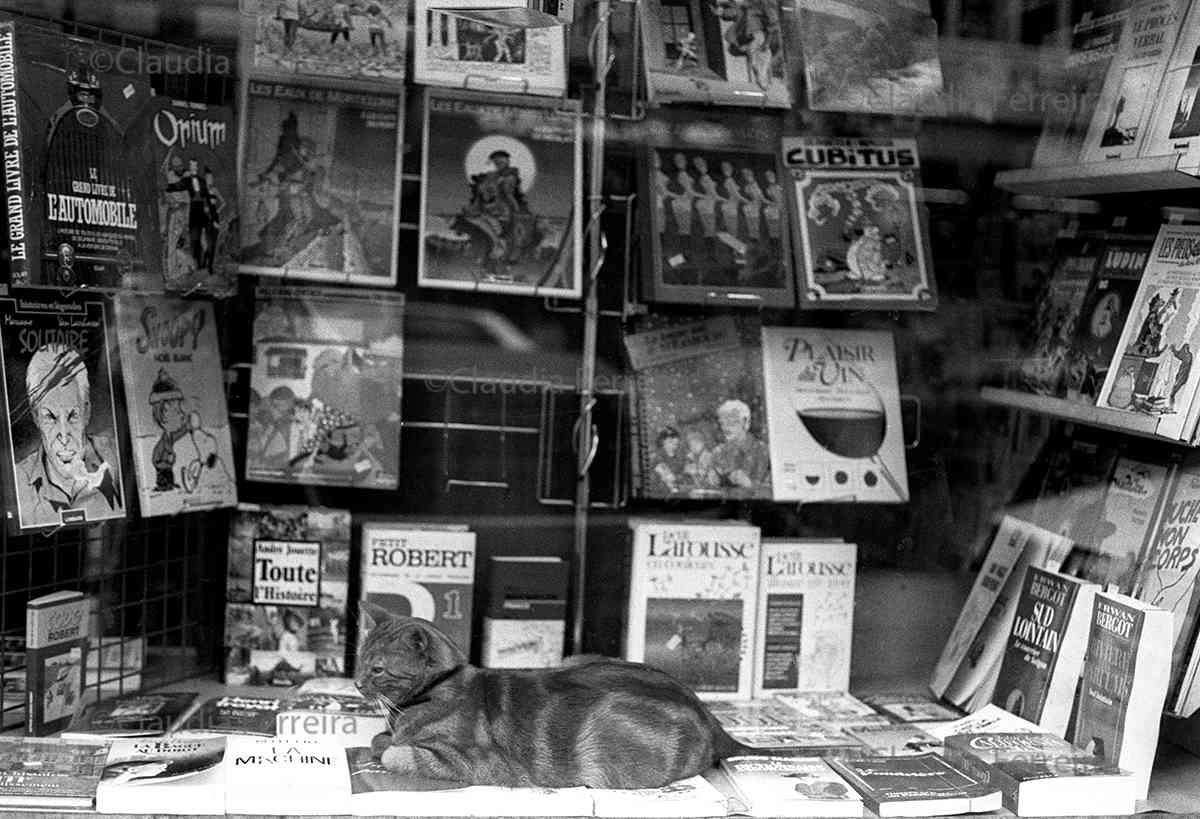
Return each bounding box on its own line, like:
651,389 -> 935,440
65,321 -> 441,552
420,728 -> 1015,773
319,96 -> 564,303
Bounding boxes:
760,326 -> 908,503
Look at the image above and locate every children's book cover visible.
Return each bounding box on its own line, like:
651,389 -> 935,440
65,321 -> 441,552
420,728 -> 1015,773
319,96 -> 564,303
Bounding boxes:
418,89 -> 582,298
238,80 -> 402,286
638,0 -> 790,108
240,0 -> 408,84
782,137 -> 936,311
760,326 -> 908,503
224,504 -> 351,686
625,315 -> 771,500
0,294 -> 125,533
245,284 -> 404,489
115,295 -> 237,518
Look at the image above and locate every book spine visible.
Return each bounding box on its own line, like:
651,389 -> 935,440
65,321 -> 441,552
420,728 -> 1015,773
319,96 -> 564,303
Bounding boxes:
0,22 -> 28,285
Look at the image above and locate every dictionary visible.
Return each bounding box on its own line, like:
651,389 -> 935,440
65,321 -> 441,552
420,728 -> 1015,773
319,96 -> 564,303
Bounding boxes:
24,591 -> 89,737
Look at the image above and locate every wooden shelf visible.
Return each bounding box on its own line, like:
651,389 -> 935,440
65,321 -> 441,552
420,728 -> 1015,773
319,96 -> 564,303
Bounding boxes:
979,386 -> 1186,443
994,154 -> 1200,197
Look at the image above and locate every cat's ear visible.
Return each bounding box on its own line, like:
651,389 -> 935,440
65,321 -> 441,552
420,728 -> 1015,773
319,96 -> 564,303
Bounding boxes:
359,601 -> 392,635
405,626 -> 430,656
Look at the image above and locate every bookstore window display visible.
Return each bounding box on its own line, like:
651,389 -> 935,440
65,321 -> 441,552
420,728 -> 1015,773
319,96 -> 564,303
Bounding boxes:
8,0 -> 1200,817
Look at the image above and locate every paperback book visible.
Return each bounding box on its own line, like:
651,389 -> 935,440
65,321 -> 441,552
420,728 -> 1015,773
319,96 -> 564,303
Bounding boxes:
479,555 -> 568,668
95,736 -> 227,816
625,315 -> 772,500
623,518 -> 760,699
24,590 -> 89,736
782,137 -> 936,310
845,723 -> 940,756
224,736 -> 351,815
175,695 -> 282,737
589,774 -> 730,817
719,755 -> 863,817
115,294 -> 237,517
827,752 -> 1002,817
1143,0 -> 1200,168
773,691 -> 890,728
638,0 -> 791,108
245,284 -> 404,488
761,326 -> 908,503
0,293 -> 126,532
418,89 -> 582,298
1088,454 -> 1174,591
64,691 -> 199,738
920,703 -> 1043,742
238,80 -> 403,286
858,692 -> 961,723
225,504 -> 352,686
0,736 -> 108,809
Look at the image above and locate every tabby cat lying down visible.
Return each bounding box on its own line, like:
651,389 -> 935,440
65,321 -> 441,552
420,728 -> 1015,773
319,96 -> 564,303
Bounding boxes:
355,614 -> 747,789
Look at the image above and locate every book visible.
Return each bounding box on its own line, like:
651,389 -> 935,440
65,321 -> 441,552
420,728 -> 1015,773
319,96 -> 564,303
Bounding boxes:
1070,591 -> 1172,799
932,516 -> 1074,707
1082,0 -> 1187,162
751,539 -> 856,695
0,292 -> 126,532
479,555 -> 568,668
0,22 -> 164,289
413,0 -> 567,97
626,315 -> 771,500
0,735 -> 108,809
175,695 -> 282,737
623,518 -> 760,700
1087,454 -> 1174,592
275,693 -> 389,748
143,96 -> 239,297
719,755 -> 863,817
1137,0 -> 1200,167
638,111 -> 795,309
1014,234 -> 1104,396
589,774 -> 730,817
238,80 -> 403,286
827,752 -> 1002,817
920,703 -> 1043,742
991,568 -> 1099,735
224,504 -> 352,686
417,89 -> 582,298
706,698 -> 864,752
245,284 -> 404,488
239,0 -> 408,84
345,746 -> 595,816
781,137 -> 936,310
858,692 -> 962,723
115,294 -> 238,517
359,522 -> 477,658
1061,235 -> 1154,403
95,736 -> 227,815
25,590 -> 89,736
224,736 -> 351,815
1096,223 -> 1200,441
844,724 -> 941,756
64,691 -> 199,739
943,731 -> 1136,817
773,691 -> 891,728
796,0 -> 944,116
761,326 -> 908,503
637,0 -> 791,108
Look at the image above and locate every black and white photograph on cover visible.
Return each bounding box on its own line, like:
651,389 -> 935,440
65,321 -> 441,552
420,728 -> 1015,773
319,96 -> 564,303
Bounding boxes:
418,90 -> 582,298
643,598 -> 742,694
0,296 -> 125,532
1169,48 -> 1200,139
243,0 -> 408,82
644,146 -> 793,307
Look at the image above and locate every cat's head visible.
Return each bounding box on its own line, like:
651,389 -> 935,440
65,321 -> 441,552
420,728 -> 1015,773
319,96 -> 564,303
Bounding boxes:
355,607 -> 468,707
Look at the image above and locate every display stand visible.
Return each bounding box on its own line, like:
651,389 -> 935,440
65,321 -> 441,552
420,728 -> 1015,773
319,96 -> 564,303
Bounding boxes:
979,386 -> 1174,442
995,155 -> 1200,197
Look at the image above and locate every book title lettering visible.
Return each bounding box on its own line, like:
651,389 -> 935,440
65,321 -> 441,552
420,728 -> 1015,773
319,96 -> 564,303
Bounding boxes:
646,531 -> 752,559
0,28 -> 24,261
1146,497 -> 1200,572
252,540 -> 321,606
134,305 -> 205,358
369,543 -> 473,569
153,109 -> 228,150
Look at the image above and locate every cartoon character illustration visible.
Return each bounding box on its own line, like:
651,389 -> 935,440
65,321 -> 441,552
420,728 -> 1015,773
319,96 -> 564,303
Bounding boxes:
146,368 -> 234,495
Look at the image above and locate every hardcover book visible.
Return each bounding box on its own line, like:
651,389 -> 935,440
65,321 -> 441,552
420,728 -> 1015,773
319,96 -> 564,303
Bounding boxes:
719,755 -> 863,817
637,0 -> 791,108
625,315 -> 772,500
175,695 -> 282,737
0,293 -> 126,532
479,555 -> 568,668
239,0 -> 409,84
1143,0 -> 1200,169
1082,0 -> 1187,162
224,736 -> 351,816
751,539 -> 856,695
0,736 -> 108,809
413,0 -> 567,96
991,568 -> 1099,735
781,137 -> 936,310
24,590 -> 89,737
827,752 -> 1002,817
95,736 -> 227,816
275,694 -> 389,748
224,504 -> 352,686
418,89 -> 582,298
1096,223 -> 1200,441
761,326 -> 908,503
238,80 -> 403,286
245,284 -> 404,488
359,522 -> 477,657
1070,591 -> 1172,799
64,690 -> 199,738
623,518 -> 761,700
639,112 -> 795,308
115,294 -> 237,517
796,0 -> 944,116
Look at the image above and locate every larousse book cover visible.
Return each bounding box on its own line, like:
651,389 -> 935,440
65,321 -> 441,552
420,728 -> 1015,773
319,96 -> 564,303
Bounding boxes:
238,80 -> 402,286
418,89 -> 582,298
115,295 -> 237,518
782,137 -> 936,310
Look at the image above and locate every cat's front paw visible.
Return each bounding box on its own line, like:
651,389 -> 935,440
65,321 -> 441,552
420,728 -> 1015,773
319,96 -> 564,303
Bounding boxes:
370,731 -> 392,759
380,744 -> 419,774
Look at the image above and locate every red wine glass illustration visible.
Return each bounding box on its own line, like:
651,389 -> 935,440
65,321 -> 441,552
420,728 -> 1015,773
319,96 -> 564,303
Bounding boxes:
791,381 -> 904,498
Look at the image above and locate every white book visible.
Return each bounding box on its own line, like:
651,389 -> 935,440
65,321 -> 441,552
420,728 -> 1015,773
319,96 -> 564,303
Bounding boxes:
720,755 -> 863,817
751,540 -> 856,696
921,703 -> 1043,742
96,737 -> 226,816
1139,0 -> 1200,166
589,774 -> 729,817
224,737 -> 351,815
623,519 -> 760,700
